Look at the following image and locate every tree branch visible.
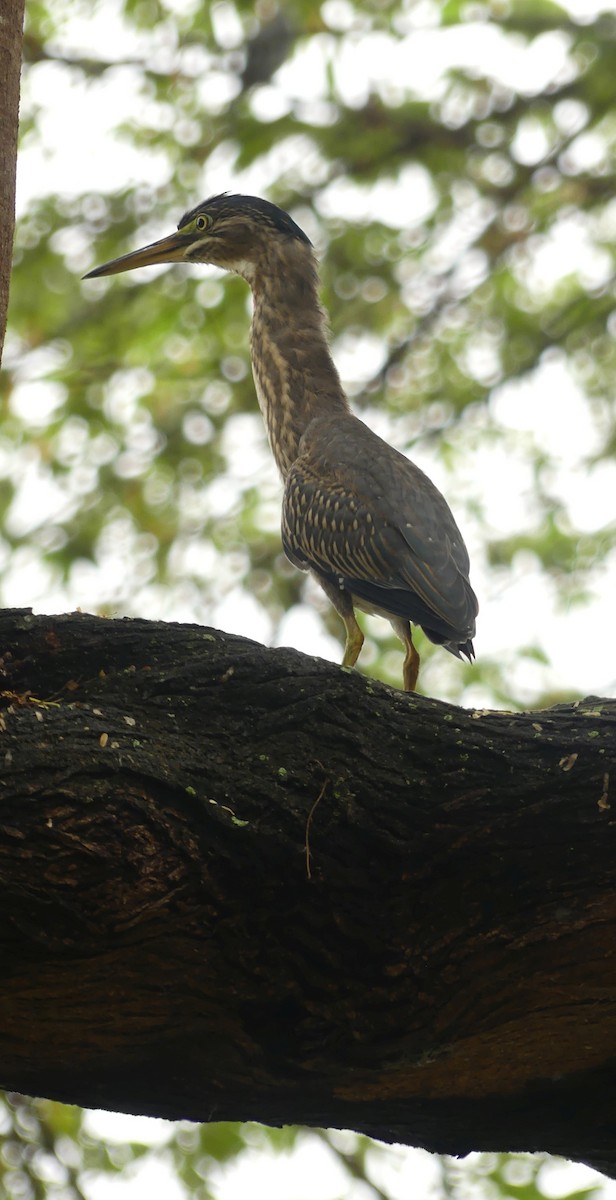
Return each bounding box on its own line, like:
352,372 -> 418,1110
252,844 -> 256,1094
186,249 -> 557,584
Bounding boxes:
0,0 -> 25,365
0,609 -> 615,1173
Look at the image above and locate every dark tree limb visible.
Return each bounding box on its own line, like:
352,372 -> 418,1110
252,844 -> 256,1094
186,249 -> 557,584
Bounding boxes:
0,608 -> 615,1172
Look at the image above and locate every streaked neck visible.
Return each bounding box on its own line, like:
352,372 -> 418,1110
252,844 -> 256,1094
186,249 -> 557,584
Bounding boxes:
247,244 -> 349,477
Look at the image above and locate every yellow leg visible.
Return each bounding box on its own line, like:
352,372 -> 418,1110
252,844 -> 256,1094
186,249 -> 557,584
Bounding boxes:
391,617 -> 420,692
342,612 -> 364,670
314,574 -> 365,676
402,636 -> 420,692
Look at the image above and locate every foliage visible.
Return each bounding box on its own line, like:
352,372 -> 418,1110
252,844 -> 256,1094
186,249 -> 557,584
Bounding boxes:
0,1094 -> 606,1200
2,0 -> 616,1195
4,0 -> 616,703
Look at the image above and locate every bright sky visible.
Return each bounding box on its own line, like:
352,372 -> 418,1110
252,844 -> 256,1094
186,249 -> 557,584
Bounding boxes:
12,0 -> 616,705
81,1109 -> 616,1200
8,1 -> 616,1196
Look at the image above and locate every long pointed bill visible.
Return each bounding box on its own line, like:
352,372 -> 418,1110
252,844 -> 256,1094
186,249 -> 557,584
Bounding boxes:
83,231 -> 188,278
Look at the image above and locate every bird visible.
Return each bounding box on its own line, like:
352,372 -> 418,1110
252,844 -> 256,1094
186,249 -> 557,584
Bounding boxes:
84,193 -> 478,691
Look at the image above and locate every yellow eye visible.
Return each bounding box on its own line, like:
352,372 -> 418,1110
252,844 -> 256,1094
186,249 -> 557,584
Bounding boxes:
195,215 -> 209,231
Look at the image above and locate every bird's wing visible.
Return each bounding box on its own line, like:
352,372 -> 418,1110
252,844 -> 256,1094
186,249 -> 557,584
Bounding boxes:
282,417 -> 477,640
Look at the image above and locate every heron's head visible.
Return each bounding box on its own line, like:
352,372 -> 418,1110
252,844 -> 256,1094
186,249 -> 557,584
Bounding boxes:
84,193 -> 312,284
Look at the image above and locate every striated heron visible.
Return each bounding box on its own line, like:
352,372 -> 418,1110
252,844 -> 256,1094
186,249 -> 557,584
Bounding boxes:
85,194 -> 478,691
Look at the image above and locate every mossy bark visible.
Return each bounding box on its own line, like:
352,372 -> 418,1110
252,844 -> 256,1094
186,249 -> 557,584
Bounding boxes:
0,608 -> 615,1171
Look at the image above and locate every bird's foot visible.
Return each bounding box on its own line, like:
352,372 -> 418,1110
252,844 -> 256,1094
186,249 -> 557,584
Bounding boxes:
402,639 -> 420,692
341,614 -> 364,670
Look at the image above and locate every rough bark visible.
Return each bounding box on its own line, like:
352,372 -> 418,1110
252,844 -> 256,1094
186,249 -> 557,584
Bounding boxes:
0,608 -> 615,1172
0,0 -> 25,365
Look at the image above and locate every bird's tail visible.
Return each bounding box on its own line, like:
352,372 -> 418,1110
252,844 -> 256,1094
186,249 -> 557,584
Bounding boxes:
443,638 -> 475,663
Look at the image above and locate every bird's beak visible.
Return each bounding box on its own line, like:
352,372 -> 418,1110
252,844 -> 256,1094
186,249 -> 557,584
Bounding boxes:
83,231 -> 188,279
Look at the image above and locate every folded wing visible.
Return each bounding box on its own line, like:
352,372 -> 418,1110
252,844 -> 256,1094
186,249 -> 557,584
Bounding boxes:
281,415 -> 478,650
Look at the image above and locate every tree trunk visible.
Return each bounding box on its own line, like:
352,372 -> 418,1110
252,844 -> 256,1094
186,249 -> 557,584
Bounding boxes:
0,0 -> 25,365
0,608 -> 615,1172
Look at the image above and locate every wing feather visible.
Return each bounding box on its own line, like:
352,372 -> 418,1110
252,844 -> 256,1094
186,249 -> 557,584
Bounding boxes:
282,414 -> 478,643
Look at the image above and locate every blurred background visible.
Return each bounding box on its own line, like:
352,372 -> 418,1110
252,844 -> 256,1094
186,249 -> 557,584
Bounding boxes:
2,0 -> 616,1195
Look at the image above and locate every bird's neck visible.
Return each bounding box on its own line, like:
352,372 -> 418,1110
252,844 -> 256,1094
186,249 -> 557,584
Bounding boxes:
248,249 -> 350,478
